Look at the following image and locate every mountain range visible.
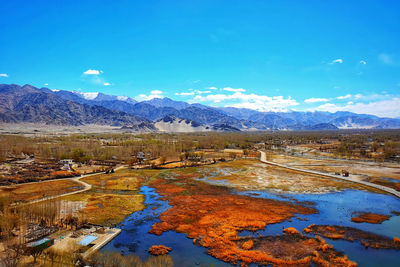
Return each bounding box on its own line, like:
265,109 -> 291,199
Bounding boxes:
1,84 -> 400,132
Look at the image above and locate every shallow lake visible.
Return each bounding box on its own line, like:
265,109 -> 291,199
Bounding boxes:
102,184 -> 400,267
101,186 -> 231,266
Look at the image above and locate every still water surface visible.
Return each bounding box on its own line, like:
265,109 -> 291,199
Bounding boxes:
102,185 -> 400,267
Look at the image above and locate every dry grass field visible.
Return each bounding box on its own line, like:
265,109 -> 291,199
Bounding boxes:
0,179 -> 83,203
62,169 -> 146,225
267,152 -> 400,191
196,159 -> 374,194
62,192 -> 145,225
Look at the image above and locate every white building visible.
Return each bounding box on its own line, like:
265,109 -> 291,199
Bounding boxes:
60,159 -> 74,165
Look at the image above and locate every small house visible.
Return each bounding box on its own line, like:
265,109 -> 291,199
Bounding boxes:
26,238 -> 54,250
60,159 -> 74,165
136,152 -> 146,162
60,159 -> 74,170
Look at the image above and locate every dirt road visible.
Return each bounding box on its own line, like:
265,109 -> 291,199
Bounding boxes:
8,166 -> 126,206
259,151 -> 400,198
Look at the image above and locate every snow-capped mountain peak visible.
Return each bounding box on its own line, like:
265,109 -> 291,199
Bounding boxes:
117,95 -> 129,101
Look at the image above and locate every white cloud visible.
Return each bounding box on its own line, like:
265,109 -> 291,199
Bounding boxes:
44,83 -> 49,86
378,53 -> 393,65
0,73 -> 8,77
360,60 -> 367,65
136,94 -> 163,101
175,92 -> 195,96
82,69 -> 111,86
73,91 -> 99,100
83,69 -> 103,75
347,101 -> 354,105
206,86 -> 218,90
313,98 -> 400,118
304,97 -> 330,103
194,94 -> 227,103
329,58 -> 343,64
313,103 -> 337,111
193,92 -> 298,112
223,87 -> 246,92
354,94 -> 363,99
337,94 -> 352,100
135,90 -> 163,101
195,90 -> 211,94
150,90 -> 163,95
176,89 -> 211,95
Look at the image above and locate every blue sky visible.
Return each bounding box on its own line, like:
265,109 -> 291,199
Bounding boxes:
1,0 -> 400,117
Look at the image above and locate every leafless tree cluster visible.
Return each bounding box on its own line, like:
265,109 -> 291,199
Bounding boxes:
0,197 -> 87,266
1,132 -> 261,164
86,251 -> 173,267
1,130 -> 400,167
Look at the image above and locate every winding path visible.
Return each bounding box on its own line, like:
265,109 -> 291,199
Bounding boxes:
259,151 -> 400,199
8,166 -> 126,206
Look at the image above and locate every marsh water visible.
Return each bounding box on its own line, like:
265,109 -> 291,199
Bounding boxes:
102,186 -> 231,266
102,183 -> 400,267
238,189 -> 400,267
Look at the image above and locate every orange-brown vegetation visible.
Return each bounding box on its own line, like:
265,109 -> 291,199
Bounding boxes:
312,250 -> 356,267
351,212 -> 392,224
233,235 -> 356,267
241,240 -> 254,250
304,225 -> 400,250
0,159 -> 81,185
368,177 -> 400,192
305,225 -> 346,239
82,171 -> 143,191
283,227 -> 299,235
149,170 -> 356,266
148,245 -> 172,256
303,227 -> 312,233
